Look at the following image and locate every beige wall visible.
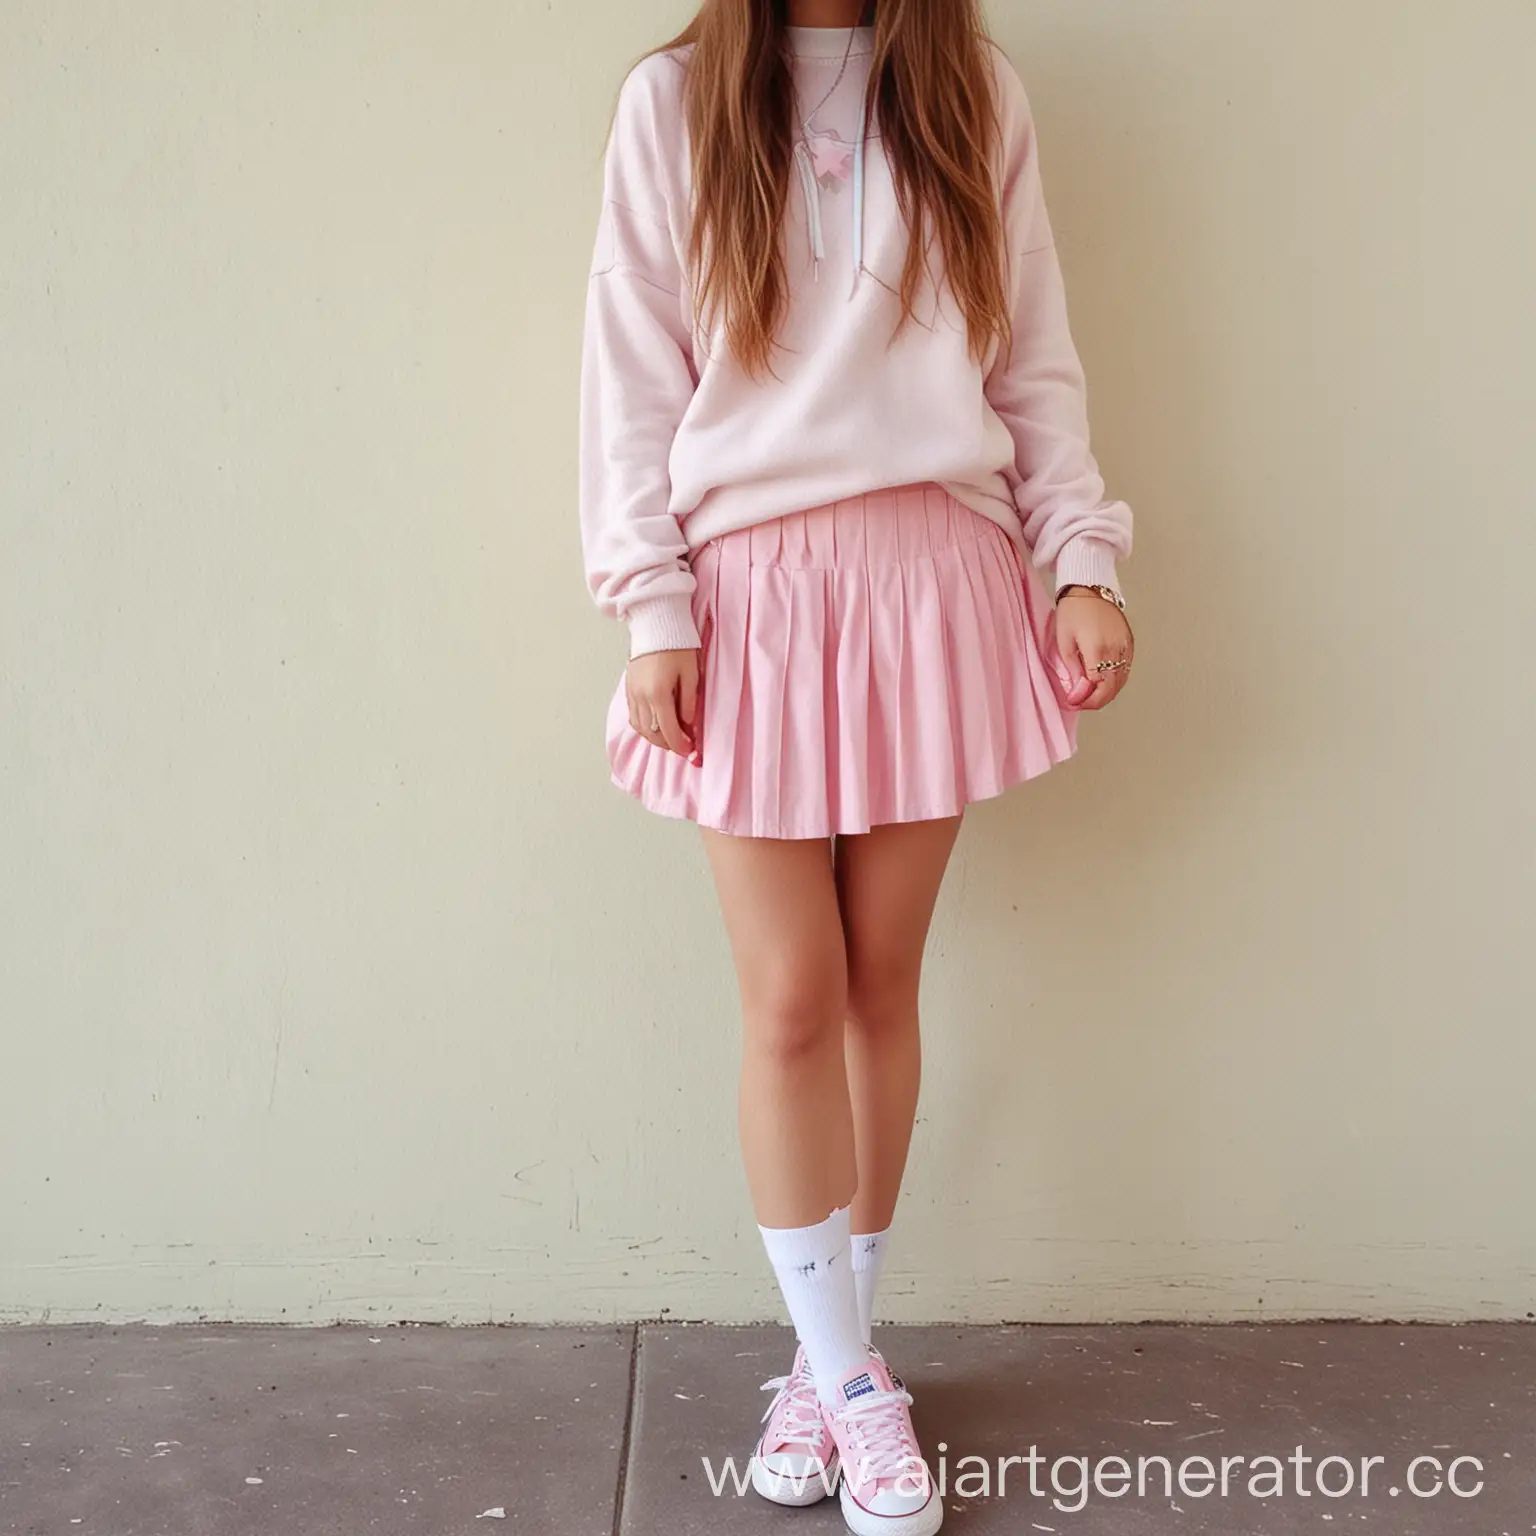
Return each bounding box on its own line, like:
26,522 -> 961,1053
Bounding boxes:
3,0 -> 1533,1326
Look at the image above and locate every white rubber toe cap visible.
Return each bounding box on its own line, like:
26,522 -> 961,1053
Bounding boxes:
751,1448 -> 837,1506
840,1477 -> 943,1535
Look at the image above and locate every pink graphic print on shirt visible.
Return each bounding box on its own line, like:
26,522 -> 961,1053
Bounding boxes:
805,129 -> 855,191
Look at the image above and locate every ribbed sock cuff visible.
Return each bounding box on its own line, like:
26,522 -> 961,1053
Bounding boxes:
850,1227 -> 891,1272
758,1204 -> 852,1272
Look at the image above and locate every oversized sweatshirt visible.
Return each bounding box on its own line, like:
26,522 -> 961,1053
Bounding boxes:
579,25 -> 1133,658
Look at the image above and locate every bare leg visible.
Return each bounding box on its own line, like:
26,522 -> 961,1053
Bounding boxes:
698,830 -> 855,1229
835,814 -> 964,1236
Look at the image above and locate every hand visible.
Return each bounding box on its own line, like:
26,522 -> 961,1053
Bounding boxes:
1052,591 -> 1134,711
626,648 -> 701,761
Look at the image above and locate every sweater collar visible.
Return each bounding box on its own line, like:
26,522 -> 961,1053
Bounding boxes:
783,25 -> 874,59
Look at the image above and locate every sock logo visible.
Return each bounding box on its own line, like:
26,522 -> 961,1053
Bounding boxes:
842,1371 -> 876,1402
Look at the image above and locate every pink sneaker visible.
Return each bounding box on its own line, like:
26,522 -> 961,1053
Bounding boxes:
750,1342 -> 840,1506
824,1354 -> 943,1535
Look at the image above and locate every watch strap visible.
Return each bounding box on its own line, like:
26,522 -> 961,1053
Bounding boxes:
1055,582 -> 1127,613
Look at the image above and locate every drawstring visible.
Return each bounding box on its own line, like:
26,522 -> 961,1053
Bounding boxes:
851,97 -> 867,295
792,84 -> 870,292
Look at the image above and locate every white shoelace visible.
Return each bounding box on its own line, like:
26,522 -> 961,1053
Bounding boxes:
830,1386 -> 924,1482
759,1370 -> 825,1444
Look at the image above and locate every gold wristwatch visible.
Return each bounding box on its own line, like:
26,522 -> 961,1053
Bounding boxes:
1055,582 -> 1127,613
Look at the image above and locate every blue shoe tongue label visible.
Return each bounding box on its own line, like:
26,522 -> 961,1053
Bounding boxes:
842,1371 -> 876,1402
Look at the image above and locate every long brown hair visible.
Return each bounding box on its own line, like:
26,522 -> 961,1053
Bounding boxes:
645,0 -> 1011,377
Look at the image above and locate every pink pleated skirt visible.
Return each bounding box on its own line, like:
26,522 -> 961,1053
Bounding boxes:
605,483 -> 1079,839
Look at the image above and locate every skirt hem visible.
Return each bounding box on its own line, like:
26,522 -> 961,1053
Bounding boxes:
609,733 -> 1078,840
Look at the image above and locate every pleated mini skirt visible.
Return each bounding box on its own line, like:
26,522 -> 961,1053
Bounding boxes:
605,483 -> 1080,840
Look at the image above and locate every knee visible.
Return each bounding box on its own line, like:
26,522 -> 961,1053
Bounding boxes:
845,960 -> 921,1039
743,967 -> 847,1065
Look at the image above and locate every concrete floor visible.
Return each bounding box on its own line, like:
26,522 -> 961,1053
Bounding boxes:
1,1323 -> 1532,1534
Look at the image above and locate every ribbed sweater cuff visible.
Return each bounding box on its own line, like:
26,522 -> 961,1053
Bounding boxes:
626,594 -> 701,659
1052,536 -> 1123,601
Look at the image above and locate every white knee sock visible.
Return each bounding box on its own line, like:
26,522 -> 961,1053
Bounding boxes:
758,1204 -> 868,1404
851,1226 -> 891,1347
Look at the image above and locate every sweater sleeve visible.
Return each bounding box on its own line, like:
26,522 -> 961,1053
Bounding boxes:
984,51 -> 1133,600
578,56 -> 702,658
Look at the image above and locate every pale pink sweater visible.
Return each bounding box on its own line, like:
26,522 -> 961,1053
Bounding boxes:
580,26 -> 1133,658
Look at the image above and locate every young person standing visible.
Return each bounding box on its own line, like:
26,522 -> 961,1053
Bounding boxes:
579,3 -> 1134,1530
